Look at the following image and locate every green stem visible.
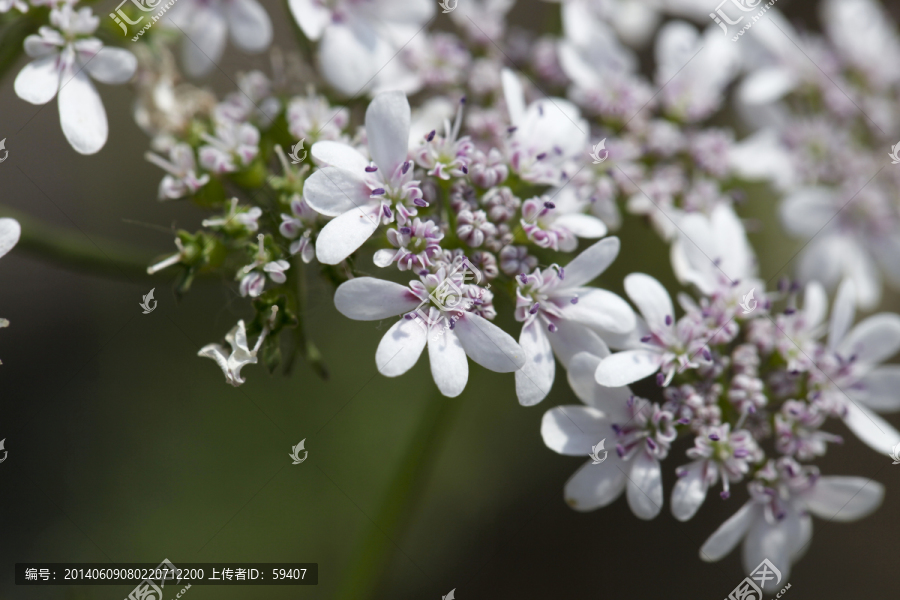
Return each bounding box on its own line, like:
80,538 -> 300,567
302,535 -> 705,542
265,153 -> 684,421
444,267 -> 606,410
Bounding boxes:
336,393 -> 462,600
284,255 -> 329,379
2,206 -> 152,280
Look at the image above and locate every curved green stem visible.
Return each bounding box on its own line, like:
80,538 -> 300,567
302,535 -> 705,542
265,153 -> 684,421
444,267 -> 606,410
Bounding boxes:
336,393 -> 462,600
3,206 -> 152,280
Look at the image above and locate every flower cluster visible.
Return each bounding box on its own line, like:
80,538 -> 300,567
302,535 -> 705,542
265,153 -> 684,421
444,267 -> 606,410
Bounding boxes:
6,0 -> 898,590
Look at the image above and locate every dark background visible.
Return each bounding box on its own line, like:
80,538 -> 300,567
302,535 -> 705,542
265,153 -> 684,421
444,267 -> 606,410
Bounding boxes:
1,0 -> 898,598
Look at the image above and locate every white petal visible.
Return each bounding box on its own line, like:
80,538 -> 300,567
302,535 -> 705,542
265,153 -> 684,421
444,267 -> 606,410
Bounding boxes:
563,458 -> 627,512
373,249 -> 395,268
317,22 -> 386,96
856,366 -> 900,412
333,277 -> 421,320
315,206 -> 380,265
566,353 -> 632,420
742,510 -> 797,592
828,279 -> 856,351
843,401 -> 900,455
515,320 -> 555,406
303,167 -> 371,216
14,56 -> 60,105
427,328 -> 468,397
541,406 -> 607,455
453,312 -> 525,373
624,273 -> 674,333
699,501 -> 757,562
180,7 -> 228,77
365,90 -> 411,174
671,460 -> 708,522
738,66 -> 796,105
375,317 -> 426,377
561,288 -> 636,335
198,343 -> 232,384
58,67 -> 107,155
594,349 -> 661,387
803,476 -> 884,522
838,313 -> 900,366
226,0 -> 273,53
501,68 -> 526,125
802,280 -> 828,331
310,141 -> 369,172
545,318 -> 609,366
85,47 -> 136,84
562,237 -> 620,288
780,187 -> 837,237
553,213 -> 607,238
287,0 -> 331,40
0,218 -> 22,259
626,451 -> 663,520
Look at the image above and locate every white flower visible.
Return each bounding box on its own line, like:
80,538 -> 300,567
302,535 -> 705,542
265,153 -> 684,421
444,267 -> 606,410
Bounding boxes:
520,195 -> 608,252
780,186 -> 900,310
671,424 -> 763,521
594,273 -> 710,387
166,0 -> 272,78
304,91 -> 424,265
700,458 -> 884,591
653,21 -> 739,122
198,320 -> 266,386
13,5 -> 137,154
145,143 -> 210,200
501,68 -> 589,186
199,120 -> 260,174
0,218 -> 21,364
449,0 -> 515,44
333,274 -> 525,398
514,237 -> 636,406
671,203 -> 762,303
809,279 -> 900,456
542,354 -> 674,520
0,0 -> 28,13
287,0 -> 434,96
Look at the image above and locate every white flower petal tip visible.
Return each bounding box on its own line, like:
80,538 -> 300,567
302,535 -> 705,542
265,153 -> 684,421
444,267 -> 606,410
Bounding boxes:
0,218 -> 22,259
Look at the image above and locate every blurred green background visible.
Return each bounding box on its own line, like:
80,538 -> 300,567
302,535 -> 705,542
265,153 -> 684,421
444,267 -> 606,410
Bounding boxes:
1,0 -> 899,598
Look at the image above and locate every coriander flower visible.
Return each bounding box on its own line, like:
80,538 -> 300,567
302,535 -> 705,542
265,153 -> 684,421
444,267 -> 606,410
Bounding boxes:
700,458 -> 884,592
198,319 -> 268,386
333,273 -> 525,397
304,91 -> 423,265
14,5 -> 137,154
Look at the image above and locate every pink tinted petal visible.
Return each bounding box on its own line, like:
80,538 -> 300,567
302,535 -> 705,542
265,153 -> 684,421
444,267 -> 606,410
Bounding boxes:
334,277 -> 421,320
